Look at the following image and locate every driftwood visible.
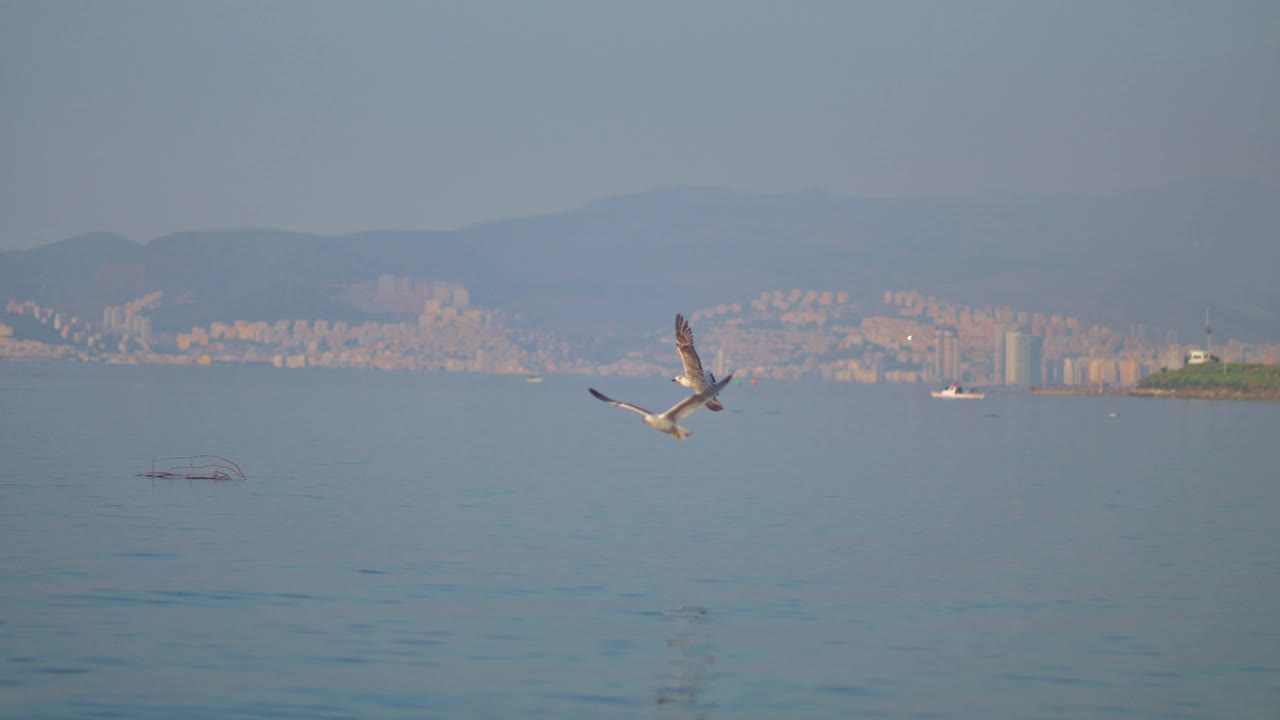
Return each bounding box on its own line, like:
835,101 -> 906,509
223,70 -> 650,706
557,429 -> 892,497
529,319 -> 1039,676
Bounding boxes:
139,455 -> 247,481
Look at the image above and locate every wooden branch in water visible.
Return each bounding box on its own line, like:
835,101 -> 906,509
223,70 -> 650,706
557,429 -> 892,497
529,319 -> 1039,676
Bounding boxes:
139,454 -> 247,481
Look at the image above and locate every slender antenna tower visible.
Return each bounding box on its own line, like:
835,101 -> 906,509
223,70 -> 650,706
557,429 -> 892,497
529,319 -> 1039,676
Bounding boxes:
1204,308 -> 1212,361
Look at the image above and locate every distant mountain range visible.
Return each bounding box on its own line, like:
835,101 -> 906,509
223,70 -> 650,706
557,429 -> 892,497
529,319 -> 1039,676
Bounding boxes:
3,180 -> 1277,342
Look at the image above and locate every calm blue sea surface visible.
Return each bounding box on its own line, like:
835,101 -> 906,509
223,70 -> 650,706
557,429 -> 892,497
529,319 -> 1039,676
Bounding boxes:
2,362 -> 1278,719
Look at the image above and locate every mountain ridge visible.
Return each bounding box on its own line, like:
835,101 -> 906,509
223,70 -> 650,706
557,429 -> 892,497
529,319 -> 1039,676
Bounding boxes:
2,181 -> 1276,342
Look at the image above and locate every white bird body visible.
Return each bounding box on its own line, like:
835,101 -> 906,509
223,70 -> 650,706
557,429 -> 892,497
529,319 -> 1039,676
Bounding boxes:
673,314 -> 724,412
589,374 -> 734,439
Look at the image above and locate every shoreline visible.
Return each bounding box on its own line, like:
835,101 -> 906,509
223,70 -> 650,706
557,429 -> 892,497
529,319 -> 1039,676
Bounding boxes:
1031,386 -> 1280,401
1029,387 -> 1130,397
1128,387 -> 1280,402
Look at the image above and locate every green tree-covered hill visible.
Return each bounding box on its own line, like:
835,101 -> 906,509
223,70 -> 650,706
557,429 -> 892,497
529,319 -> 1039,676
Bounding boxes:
1137,363 -> 1280,399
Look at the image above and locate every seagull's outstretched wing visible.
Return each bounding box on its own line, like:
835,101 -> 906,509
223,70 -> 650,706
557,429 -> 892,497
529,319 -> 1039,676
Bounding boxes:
667,373 -> 733,421
676,313 -> 724,411
589,388 -> 653,417
675,314 -> 706,380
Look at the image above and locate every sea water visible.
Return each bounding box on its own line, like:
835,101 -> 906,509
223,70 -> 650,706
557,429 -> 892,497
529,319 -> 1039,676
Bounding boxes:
2,363 -> 1278,718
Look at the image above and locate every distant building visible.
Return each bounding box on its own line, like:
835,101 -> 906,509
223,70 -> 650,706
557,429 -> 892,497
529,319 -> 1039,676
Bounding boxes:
1028,335 -> 1044,385
1004,331 -> 1023,384
1117,359 -> 1141,387
935,331 -> 960,381
1088,358 -> 1118,387
126,314 -> 151,341
103,306 -> 124,331
993,330 -> 1007,382
1186,348 -> 1215,365
1001,330 -> 1043,386
1062,356 -> 1085,386
1158,345 -> 1183,370
272,354 -> 306,369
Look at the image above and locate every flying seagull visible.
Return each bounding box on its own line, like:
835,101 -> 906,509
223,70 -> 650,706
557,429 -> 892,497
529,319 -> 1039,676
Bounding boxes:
672,313 -> 724,411
589,374 -> 734,439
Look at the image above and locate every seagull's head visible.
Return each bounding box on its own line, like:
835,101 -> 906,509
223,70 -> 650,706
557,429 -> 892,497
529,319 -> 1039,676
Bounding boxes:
671,374 -> 693,388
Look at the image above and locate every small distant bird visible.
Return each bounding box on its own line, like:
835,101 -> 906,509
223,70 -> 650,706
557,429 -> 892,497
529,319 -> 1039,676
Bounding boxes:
589,374 -> 734,439
672,313 -> 724,412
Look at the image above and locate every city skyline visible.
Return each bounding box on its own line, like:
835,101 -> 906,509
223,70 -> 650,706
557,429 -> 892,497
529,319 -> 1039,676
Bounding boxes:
7,284 -> 1278,390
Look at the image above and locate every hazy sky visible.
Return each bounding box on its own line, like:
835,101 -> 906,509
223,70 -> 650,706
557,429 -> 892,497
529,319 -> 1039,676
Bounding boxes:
2,0 -> 1277,249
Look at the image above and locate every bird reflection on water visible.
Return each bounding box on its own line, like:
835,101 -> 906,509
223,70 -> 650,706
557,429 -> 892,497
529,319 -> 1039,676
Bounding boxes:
656,605 -> 715,717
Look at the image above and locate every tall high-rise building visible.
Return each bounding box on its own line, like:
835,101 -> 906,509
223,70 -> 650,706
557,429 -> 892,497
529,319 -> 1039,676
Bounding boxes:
1029,335 -> 1043,386
1088,358 -> 1118,387
1002,331 -> 1044,386
1004,330 -> 1023,385
125,314 -> 151,341
993,330 -> 1007,383
935,331 -> 960,381
1117,359 -> 1141,387
1062,357 -> 1085,386
102,306 -> 124,331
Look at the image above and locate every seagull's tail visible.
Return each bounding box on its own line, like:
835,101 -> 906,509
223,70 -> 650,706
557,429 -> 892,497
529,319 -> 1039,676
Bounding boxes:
705,398 -> 725,412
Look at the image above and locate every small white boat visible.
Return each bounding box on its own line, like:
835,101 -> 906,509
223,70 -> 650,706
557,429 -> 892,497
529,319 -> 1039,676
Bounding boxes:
932,382 -> 984,399
526,375 -> 544,383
